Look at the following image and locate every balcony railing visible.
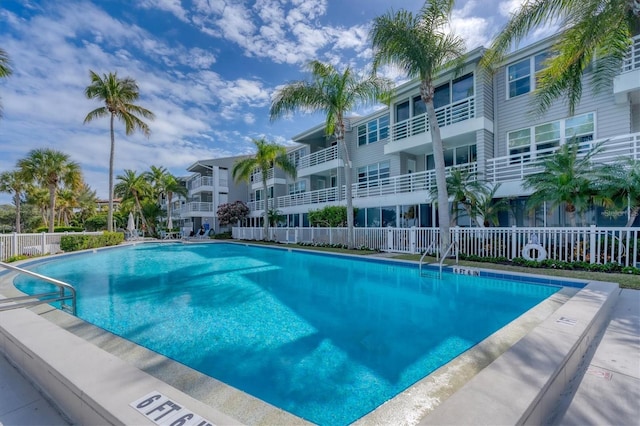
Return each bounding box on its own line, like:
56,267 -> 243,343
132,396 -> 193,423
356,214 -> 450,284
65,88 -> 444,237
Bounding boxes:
297,145 -> 339,169
353,163 -> 477,199
622,35 -> 640,73
187,176 -> 214,190
247,199 -> 275,212
389,96 -> 475,143
486,133 -> 640,183
277,187 -> 340,208
251,168 -> 274,183
180,202 -> 214,213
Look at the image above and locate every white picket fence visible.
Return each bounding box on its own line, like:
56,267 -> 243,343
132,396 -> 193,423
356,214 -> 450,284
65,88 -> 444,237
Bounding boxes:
233,226 -> 640,267
0,232 -> 103,262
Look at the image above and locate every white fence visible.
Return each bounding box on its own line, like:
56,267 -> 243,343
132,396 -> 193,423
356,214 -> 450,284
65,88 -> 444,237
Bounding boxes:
0,232 -> 103,262
233,226 -> 640,267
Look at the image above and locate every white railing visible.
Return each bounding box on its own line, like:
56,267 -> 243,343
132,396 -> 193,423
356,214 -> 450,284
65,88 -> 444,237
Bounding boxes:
278,187 -> 340,208
232,225 -> 640,267
354,163 -> 477,199
486,133 -> 640,183
252,168 -> 275,183
298,145 -> 339,169
182,202 -> 214,213
622,35 -> 640,73
246,199 -> 276,212
187,175 -> 214,190
0,232 -> 103,262
389,96 -> 475,143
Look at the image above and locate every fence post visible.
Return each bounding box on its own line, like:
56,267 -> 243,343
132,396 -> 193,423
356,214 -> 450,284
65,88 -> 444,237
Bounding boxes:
329,228 -> 333,245
294,228 -> 299,244
12,232 -> 18,257
387,228 -> 394,252
589,224 -> 596,265
511,226 -> 518,260
410,227 -> 417,254
41,232 -> 46,255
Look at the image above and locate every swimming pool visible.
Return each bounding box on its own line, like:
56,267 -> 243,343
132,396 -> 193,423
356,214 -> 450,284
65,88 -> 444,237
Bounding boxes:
14,243 -> 561,425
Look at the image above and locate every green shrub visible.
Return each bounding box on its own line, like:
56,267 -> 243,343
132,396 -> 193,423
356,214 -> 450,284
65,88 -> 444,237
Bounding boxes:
5,254 -> 30,263
35,226 -> 85,233
60,232 -> 124,252
213,231 -> 233,239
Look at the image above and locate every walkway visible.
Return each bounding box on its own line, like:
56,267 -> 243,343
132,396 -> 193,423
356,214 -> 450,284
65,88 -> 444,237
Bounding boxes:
557,288 -> 640,425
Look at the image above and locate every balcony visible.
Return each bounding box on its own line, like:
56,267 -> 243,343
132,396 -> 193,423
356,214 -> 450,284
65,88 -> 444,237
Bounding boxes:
486,133 -> 640,185
176,202 -> 215,216
277,187 -> 340,208
297,145 -> 343,177
614,35 -> 640,103
385,97 -> 488,155
188,176 -> 214,193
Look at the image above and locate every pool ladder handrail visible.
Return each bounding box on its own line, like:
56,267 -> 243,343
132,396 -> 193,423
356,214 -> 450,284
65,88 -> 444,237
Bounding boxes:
419,240 -> 439,277
438,241 -> 459,278
0,261 -> 77,315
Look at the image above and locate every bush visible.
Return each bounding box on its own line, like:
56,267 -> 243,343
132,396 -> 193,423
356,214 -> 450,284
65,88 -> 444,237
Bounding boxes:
213,231 -> 233,239
4,254 -> 30,263
60,232 -> 124,252
35,226 -> 85,233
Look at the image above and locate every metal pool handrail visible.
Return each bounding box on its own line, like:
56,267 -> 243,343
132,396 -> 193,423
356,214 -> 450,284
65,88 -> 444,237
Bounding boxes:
419,240 -> 438,277
0,261 -> 76,315
439,241 -> 459,278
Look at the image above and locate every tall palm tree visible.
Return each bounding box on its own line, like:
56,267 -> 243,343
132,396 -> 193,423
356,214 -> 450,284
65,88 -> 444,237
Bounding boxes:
0,48 -> 12,119
370,0 -> 466,252
0,169 -> 27,232
84,71 -> 155,232
114,169 -> 152,232
232,138 -> 297,239
144,165 -> 168,205
481,0 -> 640,115
523,141 -> 602,226
270,60 -> 390,248
160,173 -> 188,229
26,186 -> 49,228
75,183 -> 99,226
17,148 -> 82,233
595,158 -> 640,227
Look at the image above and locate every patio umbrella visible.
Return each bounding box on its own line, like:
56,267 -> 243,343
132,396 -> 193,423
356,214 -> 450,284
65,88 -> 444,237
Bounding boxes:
167,215 -> 173,231
127,212 -> 136,234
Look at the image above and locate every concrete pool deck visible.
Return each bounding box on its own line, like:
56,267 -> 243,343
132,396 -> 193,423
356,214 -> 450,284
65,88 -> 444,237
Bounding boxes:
0,250 -> 637,425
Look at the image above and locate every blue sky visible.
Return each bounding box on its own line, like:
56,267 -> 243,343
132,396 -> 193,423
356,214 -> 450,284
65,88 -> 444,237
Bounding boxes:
0,0 -> 554,203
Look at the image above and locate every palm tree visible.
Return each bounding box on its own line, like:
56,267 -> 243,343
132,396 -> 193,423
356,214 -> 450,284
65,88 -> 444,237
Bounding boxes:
523,141 -> 602,226
26,186 -> 49,228
0,48 -> 12,118
144,165 -> 168,205
75,183 -> 99,226
160,173 -> 188,229
595,158 -> 640,227
232,138 -> 297,239
430,168 -> 484,226
481,0 -> 639,115
17,148 -> 82,233
370,0 -> 466,252
84,71 -> 155,232
114,169 -> 152,232
270,60 -> 390,249
475,183 -> 512,227
0,169 -> 27,232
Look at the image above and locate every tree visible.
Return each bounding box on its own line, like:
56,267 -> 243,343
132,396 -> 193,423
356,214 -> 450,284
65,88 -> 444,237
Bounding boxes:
270,60 -> 391,249
595,158 -> 640,227
74,183 -> 99,226
523,141 -> 602,226
0,169 -> 27,232
0,48 -> 12,119
84,71 -> 155,232
232,138 -> 297,239
114,169 -> 152,232
474,183 -> 512,227
430,168 -> 484,226
160,173 -> 187,229
370,0 -> 466,252
308,205 -> 353,227
217,201 -> 249,226
145,165 -> 169,205
17,148 -> 82,233
481,0 -> 640,115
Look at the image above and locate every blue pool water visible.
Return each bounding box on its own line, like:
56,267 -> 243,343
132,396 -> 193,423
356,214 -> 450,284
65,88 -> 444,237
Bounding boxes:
15,243 -> 560,425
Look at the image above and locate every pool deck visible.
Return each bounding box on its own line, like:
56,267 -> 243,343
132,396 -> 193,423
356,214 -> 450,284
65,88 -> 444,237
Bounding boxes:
1,249 -> 639,425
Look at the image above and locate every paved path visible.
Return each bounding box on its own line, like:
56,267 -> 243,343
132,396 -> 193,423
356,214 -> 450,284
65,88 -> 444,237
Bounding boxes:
558,289 -> 640,425
0,355 -> 69,425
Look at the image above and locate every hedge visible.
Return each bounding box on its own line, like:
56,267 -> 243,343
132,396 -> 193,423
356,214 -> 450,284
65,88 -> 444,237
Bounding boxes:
60,232 -> 124,252
35,226 -> 85,233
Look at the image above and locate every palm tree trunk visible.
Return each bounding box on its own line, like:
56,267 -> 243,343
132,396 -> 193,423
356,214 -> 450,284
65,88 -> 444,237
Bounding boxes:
14,192 -> 21,233
48,184 -> 56,233
108,113 -> 115,232
262,178 -> 269,240
424,88 -> 451,253
337,120 -> 355,249
167,192 -> 173,228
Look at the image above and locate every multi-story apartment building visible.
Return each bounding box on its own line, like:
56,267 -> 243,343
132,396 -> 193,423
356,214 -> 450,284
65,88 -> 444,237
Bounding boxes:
174,34 -> 640,233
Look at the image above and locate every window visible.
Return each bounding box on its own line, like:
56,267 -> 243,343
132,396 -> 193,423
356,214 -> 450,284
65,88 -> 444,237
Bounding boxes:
452,73 -> 474,102
426,145 -> 477,170
288,181 -> 306,195
288,148 -> 306,166
507,51 -> 550,98
413,96 -> 426,116
433,83 -> 450,109
358,161 -> 390,185
507,112 -> 595,158
396,100 -> 410,122
357,115 -> 390,146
